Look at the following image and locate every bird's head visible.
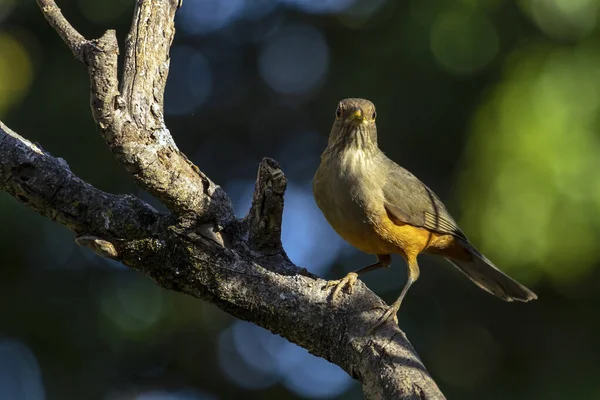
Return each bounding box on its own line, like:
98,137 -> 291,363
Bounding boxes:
328,98 -> 378,151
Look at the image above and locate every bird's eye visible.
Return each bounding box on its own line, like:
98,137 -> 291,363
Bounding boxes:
372,111 -> 377,120
335,107 -> 342,119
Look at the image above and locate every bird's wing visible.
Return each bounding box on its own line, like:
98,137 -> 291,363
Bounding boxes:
381,158 -> 467,240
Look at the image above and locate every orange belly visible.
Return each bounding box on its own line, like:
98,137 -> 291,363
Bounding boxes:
329,209 -> 470,261
366,213 -> 470,261
334,223 -> 399,255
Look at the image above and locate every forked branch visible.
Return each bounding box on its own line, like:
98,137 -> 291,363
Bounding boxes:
0,1 -> 445,399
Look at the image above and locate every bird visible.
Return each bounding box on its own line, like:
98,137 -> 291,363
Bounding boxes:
312,98 -> 537,329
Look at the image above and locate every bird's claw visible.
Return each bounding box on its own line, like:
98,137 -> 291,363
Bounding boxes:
367,304 -> 400,335
324,272 -> 359,300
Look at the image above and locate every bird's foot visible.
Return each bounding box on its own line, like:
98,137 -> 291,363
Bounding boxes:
367,302 -> 401,335
324,272 -> 359,300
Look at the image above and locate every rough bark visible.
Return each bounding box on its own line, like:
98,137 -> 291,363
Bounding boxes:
0,1 -> 445,399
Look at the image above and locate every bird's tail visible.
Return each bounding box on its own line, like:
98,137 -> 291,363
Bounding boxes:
445,241 -> 537,302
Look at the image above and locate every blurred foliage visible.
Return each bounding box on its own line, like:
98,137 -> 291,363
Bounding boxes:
2,0 -> 600,399
459,42 -> 600,286
0,31 -> 32,116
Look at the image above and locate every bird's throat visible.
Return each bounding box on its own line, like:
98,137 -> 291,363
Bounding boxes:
337,143 -> 379,174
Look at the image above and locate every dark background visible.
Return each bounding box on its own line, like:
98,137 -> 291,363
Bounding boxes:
2,0 -> 600,399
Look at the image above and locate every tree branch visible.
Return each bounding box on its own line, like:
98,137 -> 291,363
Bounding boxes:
36,0 -> 234,225
245,158 -> 287,254
0,121 -> 164,239
0,1 -> 447,399
36,0 -> 87,61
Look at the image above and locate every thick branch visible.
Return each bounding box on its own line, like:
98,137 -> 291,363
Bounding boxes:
0,127 -> 444,398
0,121 -> 163,239
36,0 -> 234,224
120,230 -> 444,400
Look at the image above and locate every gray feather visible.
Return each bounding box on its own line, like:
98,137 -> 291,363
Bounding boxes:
380,154 -> 467,240
445,241 -> 537,302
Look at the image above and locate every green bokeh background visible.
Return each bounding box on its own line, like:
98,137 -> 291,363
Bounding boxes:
2,0 -> 600,399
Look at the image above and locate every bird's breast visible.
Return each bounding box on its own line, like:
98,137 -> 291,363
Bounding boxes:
313,150 -> 394,254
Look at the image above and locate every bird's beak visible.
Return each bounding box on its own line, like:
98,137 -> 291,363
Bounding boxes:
347,109 -> 364,124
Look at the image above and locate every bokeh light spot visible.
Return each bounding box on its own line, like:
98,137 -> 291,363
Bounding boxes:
458,43 -> 600,287
135,389 -> 217,400
177,0 -> 245,35
217,325 -> 279,390
280,345 -> 353,398
221,321 -> 353,397
0,32 -> 33,116
227,179 -> 346,275
430,10 -> 499,75
231,321 -> 289,375
522,0 -> 599,41
0,339 -> 45,400
258,25 -> 329,95
100,275 -> 167,334
281,183 -> 346,274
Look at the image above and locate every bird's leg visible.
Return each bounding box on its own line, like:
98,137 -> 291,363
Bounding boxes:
325,254 -> 391,300
368,258 -> 420,334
